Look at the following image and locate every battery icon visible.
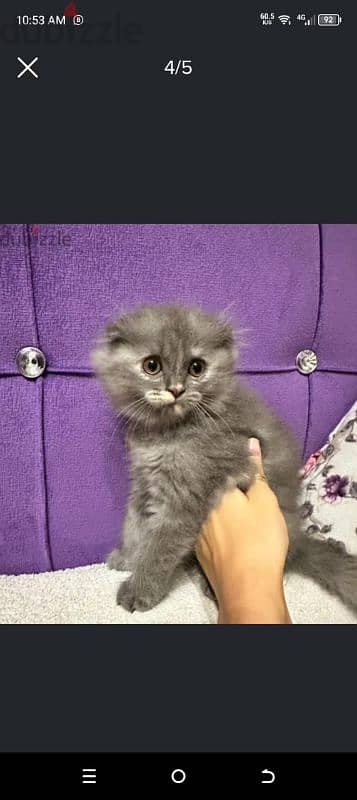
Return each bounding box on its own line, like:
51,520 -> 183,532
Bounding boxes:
318,13 -> 342,26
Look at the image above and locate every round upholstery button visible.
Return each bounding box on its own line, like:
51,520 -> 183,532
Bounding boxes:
16,346 -> 46,379
295,349 -> 318,375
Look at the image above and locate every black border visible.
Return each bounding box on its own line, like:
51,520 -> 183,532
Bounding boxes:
1,627 -> 357,752
1,1 -> 356,221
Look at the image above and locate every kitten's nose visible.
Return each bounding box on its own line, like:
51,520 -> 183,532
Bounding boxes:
168,384 -> 185,398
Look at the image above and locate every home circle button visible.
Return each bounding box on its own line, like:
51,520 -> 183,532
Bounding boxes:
171,768 -> 186,784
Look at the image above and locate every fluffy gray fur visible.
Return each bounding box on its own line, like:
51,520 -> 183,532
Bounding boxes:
92,303 -> 357,614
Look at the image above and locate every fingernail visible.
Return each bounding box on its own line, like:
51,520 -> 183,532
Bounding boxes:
249,437 -> 260,454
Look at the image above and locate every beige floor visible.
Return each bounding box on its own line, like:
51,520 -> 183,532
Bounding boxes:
0,564 -> 355,624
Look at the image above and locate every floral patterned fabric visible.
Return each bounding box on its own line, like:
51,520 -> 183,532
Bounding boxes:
299,401 -> 357,555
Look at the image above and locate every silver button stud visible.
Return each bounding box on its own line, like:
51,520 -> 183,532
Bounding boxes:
16,346 -> 46,379
296,349 -> 318,375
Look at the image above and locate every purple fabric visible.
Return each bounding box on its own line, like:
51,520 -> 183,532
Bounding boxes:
1,224 -> 356,574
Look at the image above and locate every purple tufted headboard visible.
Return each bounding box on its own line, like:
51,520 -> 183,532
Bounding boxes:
1,224 -> 356,574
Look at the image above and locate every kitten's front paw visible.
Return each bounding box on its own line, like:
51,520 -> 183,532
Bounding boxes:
107,548 -> 130,571
199,574 -> 216,601
187,561 -> 217,602
116,578 -> 163,612
116,579 -> 137,612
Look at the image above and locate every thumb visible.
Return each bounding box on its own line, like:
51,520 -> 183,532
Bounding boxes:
248,437 -> 265,476
247,437 -> 270,501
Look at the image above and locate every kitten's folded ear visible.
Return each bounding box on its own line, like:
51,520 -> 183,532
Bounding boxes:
90,320 -> 126,374
104,321 -> 126,348
214,313 -> 235,348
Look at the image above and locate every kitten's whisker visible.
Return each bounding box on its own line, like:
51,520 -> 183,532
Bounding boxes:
196,407 -> 215,434
115,397 -> 147,419
145,405 -> 153,436
189,400 -> 217,434
200,400 -> 235,436
117,398 -> 148,432
108,423 -> 119,444
136,407 -> 152,434
199,408 -> 220,435
129,404 -> 149,435
195,401 -> 217,427
220,300 -> 238,316
108,407 -> 133,442
189,403 -> 204,432
191,406 -> 203,431
119,407 -> 146,437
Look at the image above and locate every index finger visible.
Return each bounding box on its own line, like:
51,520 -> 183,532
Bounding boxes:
246,470 -> 273,504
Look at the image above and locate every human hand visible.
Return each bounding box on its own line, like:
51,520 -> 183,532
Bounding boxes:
196,438 -> 291,624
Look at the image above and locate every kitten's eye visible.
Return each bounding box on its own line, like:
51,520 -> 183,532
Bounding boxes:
188,359 -> 206,377
143,356 -> 162,375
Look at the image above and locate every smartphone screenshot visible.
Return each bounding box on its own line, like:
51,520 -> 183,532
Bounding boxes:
0,0 -> 356,788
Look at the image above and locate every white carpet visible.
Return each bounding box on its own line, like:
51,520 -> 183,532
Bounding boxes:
0,564 -> 356,624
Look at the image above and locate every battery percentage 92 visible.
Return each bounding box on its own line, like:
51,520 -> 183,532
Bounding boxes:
318,14 -> 342,26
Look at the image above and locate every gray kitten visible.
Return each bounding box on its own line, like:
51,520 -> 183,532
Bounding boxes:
92,303 -> 357,614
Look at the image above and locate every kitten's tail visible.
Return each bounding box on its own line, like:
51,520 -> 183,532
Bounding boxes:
288,535 -> 357,614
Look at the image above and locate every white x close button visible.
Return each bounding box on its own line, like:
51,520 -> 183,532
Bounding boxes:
17,57 -> 39,79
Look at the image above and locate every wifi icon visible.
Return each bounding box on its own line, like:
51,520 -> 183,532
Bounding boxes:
278,15 -> 291,25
